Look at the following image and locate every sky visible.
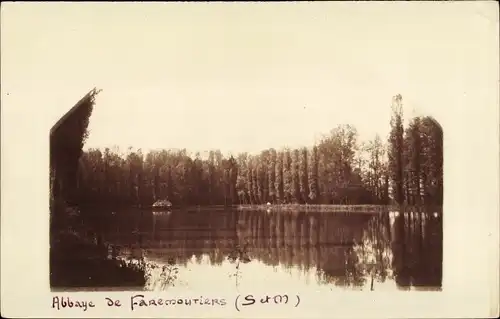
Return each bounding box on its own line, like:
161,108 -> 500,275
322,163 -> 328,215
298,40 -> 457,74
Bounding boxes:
2,2 -> 497,156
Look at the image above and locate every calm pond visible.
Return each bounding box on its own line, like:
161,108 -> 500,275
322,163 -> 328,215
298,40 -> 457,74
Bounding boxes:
91,208 -> 442,292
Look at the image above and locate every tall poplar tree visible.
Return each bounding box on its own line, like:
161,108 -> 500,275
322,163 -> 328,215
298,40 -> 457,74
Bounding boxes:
388,94 -> 405,205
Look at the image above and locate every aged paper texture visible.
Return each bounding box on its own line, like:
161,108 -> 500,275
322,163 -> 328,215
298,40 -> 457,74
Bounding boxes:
1,1 -> 499,318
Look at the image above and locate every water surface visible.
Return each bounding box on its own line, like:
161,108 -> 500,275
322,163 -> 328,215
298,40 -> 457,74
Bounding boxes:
94,208 -> 442,292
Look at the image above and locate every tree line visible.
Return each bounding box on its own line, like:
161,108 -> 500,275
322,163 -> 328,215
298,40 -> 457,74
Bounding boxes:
68,94 -> 442,208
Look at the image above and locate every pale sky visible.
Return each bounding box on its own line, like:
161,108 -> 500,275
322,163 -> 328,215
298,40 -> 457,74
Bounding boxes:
1,2 -> 497,155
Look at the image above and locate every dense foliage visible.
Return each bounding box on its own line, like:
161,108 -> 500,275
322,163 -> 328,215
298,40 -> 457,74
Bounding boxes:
73,96 -> 443,208
50,88 -> 101,230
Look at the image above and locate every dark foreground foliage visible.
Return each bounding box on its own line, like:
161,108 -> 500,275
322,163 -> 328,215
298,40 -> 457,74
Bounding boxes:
50,89 -> 147,289
50,231 -> 145,289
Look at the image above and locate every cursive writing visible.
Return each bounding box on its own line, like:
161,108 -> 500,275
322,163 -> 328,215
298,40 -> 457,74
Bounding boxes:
105,297 -> 122,307
52,294 -> 298,312
234,294 -> 300,312
130,294 -> 227,311
52,296 -> 95,312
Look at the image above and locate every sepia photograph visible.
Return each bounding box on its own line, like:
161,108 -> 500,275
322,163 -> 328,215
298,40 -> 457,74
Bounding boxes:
49,19 -> 442,296
1,2 -> 498,318
50,89 -> 444,294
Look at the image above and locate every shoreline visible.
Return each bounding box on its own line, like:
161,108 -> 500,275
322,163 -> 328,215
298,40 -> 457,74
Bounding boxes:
236,204 -> 442,214
78,204 -> 443,214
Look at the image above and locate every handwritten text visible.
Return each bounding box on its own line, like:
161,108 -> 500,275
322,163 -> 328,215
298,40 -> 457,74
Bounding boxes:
234,294 -> 300,311
52,296 -> 96,312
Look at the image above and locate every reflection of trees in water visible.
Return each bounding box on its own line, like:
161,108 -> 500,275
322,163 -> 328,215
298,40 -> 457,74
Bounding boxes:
313,212 -> 370,288
108,209 -> 238,266
238,210 -> 372,283
113,254 -> 179,291
104,208 -> 441,290
334,210 -> 442,290
391,210 -> 442,289
228,213 -> 252,289
227,242 -> 251,288
342,214 -> 394,290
